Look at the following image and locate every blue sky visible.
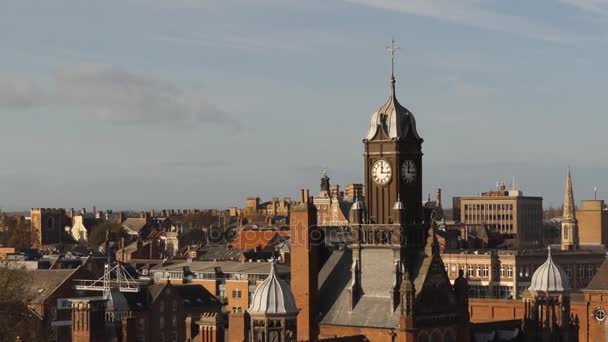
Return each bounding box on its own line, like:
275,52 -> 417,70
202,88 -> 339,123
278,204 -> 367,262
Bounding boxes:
1,0 -> 608,211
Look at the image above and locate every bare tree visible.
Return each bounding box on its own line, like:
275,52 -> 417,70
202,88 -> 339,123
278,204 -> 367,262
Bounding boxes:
0,263 -> 43,342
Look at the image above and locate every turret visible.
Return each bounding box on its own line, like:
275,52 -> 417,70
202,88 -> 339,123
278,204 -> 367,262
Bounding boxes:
350,199 -> 365,224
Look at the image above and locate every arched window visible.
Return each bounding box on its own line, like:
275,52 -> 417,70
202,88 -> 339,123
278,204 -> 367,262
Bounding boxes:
416,331 -> 430,342
430,329 -> 443,342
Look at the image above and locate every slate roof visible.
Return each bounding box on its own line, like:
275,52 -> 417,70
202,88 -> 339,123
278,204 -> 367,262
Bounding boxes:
584,259 -> 608,291
122,218 -> 149,233
318,227 -> 460,328
28,269 -> 78,303
174,284 -> 222,309
151,260 -> 289,276
197,245 -> 242,261
318,250 -> 401,328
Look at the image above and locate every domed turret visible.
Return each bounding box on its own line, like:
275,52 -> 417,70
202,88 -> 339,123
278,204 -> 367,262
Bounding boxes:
365,75 -> 423,142
248,261 -> 298,316
528,247 -> 569,294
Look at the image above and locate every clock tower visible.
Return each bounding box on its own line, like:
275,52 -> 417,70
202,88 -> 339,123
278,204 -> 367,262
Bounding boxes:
364,41 -> 423,225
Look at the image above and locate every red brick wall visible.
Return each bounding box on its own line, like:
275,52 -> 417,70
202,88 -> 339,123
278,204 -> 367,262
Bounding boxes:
468,298 -> 525,322
290,200 -> 319,341
225,280 -> 249,311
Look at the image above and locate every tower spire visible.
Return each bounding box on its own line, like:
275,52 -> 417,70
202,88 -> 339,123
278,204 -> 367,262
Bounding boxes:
386,37 -> 399,95
563,167 -> 576,222
561,166 -> 579,251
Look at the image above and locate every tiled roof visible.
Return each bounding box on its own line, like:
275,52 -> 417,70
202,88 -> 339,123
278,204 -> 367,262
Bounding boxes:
229,230 -> 281,251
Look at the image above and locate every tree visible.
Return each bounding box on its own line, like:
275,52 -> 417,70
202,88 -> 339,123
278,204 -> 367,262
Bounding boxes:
0,212 -> 32,251
88,222 -> 130,247
0,264 -> 43,342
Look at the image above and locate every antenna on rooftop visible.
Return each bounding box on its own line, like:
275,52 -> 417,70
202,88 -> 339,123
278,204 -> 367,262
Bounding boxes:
595,186 -> 598,200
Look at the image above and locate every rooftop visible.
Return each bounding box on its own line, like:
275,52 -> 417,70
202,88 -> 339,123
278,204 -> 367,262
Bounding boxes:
151,260 -> 289,276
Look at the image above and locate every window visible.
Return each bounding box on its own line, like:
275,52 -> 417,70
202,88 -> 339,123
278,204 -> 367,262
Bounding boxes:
138,318 -> 145,331
467,265 -> 474,277
172,300 -> 177,312
172,316 -> 177,329
160,317 -> 165,329
469,285 -> 489,298
482,265 -> 489,277
507,266 -> 513,278
500,265 -> 505,278
595,309 -> 606,321
494,286 -> 513,299
475,265 -> 481,278
232,289 -> 242,298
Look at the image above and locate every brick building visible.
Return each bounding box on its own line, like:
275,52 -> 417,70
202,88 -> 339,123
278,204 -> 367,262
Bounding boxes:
26,266 -> 95,342
150,260 -> 289,312
285,62 -> 470,341
30,208 -> 70,248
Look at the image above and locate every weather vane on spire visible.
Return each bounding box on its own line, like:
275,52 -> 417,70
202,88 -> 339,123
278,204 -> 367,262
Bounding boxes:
386,37 -> 399,78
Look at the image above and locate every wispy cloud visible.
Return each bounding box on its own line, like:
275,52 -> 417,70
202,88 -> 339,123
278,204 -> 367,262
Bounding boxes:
344,0 -> 580,43
559,0 -> 608,15
0,64 -> 236,126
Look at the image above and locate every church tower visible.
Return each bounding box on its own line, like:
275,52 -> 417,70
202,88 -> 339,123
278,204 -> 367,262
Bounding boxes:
364,39 -> 423,225
561,168 -> 579,251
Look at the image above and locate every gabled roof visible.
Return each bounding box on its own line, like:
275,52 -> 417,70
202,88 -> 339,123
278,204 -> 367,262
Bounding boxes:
28,268 -> 79,303
584,258 -> 608,291
148,283 -> 168,303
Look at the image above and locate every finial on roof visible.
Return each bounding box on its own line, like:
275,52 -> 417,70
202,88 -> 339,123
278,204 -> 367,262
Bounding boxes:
386,37 -> 399,95
394,194 -> 405,210
547,245 -> 552,257
322,164 -> 328,177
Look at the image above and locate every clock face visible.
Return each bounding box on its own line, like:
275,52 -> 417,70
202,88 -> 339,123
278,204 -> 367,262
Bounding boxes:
401,160 -> 417,183
372,159 -> 392,185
